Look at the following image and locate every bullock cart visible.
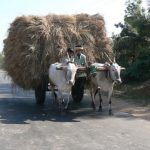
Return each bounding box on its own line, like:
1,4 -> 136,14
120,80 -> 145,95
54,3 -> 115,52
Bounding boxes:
3,14 -> 113,105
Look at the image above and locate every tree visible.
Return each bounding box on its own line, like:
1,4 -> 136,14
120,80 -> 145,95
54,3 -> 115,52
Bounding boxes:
113,0 -> 150,82
0,52 -> 4,69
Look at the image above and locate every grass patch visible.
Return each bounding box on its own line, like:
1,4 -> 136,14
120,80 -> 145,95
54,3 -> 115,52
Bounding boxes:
114,82 -> 150,105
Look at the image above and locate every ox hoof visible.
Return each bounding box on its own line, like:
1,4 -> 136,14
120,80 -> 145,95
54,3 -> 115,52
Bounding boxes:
64,105 -> 69,111
60,111 -> 66,116
62,99 -> 65,104
92,107 -> 96,112
109,110 -> 113,116
91,103 -> 96,110
98,107 -> 102,112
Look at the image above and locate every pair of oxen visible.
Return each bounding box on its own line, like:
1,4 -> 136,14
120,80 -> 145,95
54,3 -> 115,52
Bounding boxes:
48,59 -> 125,115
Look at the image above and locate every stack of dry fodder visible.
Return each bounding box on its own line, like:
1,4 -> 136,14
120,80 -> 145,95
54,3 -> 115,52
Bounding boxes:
3,13 -> 113,89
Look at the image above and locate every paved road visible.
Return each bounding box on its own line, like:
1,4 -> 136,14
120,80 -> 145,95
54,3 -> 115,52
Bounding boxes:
0,70 -> 150,150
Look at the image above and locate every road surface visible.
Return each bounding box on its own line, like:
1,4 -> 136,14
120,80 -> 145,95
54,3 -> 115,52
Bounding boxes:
0,70 -> 150,150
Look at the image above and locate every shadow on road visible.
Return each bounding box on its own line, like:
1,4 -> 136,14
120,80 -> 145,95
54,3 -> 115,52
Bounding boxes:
0,83 -> 150,125
0,95 -> 137,125
0,95 -> 111,124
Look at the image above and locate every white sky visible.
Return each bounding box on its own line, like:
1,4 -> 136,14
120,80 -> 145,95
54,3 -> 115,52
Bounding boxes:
0,0 -> 148,52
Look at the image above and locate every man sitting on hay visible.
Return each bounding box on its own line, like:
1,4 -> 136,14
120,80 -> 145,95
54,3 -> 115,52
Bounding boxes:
71,45 -> 87,103
60,47 -> 75,63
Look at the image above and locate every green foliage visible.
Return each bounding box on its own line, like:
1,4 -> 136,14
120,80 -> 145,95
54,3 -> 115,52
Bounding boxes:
123,50 -> 150,81
113,0 -> 150,82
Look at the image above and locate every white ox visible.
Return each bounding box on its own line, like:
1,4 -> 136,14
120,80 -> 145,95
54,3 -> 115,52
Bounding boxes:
49,61 -> 77,111
89,62 -> 124,115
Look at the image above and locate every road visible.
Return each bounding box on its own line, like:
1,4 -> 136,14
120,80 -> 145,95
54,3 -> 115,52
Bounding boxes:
0,70 -> 150,150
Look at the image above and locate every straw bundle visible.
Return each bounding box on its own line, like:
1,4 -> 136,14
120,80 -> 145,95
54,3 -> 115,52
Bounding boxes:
3,13 -> 112,89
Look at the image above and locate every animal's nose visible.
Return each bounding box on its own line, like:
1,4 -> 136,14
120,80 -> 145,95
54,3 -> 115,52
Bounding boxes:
69,80 -> 74,86
116,79 -> 122,84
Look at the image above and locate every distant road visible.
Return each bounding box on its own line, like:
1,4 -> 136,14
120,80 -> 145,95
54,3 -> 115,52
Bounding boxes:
0,69 -> 11,83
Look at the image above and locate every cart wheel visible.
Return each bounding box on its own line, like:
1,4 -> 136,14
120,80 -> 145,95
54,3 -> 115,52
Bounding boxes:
35,74 -> 48,105
71,86 -> 84,103
35,86 -> 46,105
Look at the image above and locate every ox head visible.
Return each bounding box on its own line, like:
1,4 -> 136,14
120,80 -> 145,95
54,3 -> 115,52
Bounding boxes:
66,62 -> 77,85
105,61 -> 125,84
109,63 -> 122,83
61,62 -> 77,86
103,55 -> 125,83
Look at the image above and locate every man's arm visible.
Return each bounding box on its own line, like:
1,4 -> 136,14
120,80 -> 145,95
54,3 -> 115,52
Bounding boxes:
83,55 -> 87,66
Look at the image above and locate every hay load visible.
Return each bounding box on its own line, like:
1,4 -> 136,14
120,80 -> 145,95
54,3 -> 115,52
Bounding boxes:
3,13 -> 112,91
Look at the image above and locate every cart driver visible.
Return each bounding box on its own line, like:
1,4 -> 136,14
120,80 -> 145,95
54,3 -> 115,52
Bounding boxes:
71,45 -> 87,103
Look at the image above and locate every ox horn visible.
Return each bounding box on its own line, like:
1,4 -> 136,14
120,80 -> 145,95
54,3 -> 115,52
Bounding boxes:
113,57 -> 116,63
103,52 -> 113,64
67,52 -> 71,62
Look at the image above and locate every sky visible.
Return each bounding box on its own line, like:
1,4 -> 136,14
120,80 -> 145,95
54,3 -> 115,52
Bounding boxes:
0,0 -> 148,52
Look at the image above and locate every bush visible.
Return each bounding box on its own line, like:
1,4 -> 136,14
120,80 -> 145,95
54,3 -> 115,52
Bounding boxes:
113,0 -> 150,83
122,50 -> 150,82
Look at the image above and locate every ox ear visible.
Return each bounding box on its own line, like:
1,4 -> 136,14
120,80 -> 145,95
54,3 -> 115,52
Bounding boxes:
104,62 -> 111,70
120,67 -> 126,70
104,62 -> 110,67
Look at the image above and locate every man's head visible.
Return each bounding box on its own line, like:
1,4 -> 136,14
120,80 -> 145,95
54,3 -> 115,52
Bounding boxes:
67,48 -> 74,56
67,48 -> 74,53
75,45 -> 83,56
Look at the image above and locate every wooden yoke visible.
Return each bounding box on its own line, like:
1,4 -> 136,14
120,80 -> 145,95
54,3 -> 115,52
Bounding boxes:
96,67 -> 108,71
77,67 -> 87,72
77,66 -> 108,73
57,66 -> 125,71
